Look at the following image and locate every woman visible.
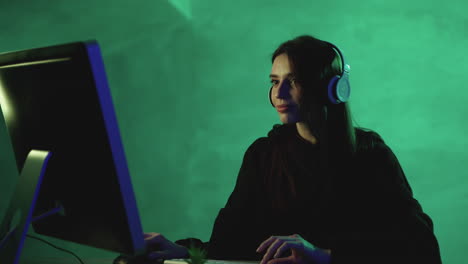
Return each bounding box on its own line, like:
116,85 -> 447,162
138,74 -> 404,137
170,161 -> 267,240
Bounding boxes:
142,35 -> 442,264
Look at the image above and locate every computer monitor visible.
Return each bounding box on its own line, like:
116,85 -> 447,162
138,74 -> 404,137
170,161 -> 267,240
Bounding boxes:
0,41 -> 146,259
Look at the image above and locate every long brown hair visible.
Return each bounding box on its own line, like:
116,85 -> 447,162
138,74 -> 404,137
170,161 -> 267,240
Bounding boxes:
265,35 -> 360,210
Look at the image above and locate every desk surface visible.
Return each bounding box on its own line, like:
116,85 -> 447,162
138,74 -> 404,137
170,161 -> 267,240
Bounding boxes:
21,258 -> 260,264
20,257 -> 114,264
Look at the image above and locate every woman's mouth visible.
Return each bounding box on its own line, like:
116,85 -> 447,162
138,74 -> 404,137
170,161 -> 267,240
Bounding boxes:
277,106 -> 290,113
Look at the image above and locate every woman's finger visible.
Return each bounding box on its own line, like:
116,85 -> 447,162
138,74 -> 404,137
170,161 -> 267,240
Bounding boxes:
275,241 -> 304,259
266,255 -> 295,264
274,242 -> 293,258
144,232 -> 164,241
257,236 -> 276,253
257,236 -> 296,253
261,239 -> 285,264
144,233 -> 167,250
262,240 -> 303,264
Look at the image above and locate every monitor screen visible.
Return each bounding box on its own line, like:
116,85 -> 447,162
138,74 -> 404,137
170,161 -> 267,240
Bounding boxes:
0,41 -> 145,256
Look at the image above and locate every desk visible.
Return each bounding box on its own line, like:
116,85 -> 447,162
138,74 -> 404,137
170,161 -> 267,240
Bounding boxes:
20,257 -> 114,264
20,258 -> 261,264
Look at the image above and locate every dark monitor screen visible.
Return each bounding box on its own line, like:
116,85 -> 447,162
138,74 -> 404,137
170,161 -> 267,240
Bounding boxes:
0,41 -> 145,256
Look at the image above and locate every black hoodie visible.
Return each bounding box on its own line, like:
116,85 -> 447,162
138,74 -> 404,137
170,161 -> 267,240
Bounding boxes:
175,124 -> 442,264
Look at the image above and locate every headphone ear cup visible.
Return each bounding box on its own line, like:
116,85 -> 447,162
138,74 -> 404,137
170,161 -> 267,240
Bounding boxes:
336,74 -> 350,103
327,75 -> 340,104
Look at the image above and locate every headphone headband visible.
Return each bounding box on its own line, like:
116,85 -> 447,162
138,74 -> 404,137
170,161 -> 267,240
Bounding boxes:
324,41 -> 350,77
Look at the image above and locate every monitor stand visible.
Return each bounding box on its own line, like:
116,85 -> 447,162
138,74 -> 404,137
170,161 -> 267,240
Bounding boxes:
0,150 -> 52,264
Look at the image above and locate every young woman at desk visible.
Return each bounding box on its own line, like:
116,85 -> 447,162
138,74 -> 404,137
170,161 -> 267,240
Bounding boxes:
143,35 -> 442,264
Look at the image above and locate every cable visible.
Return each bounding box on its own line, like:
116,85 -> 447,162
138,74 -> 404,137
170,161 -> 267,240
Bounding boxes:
26,234 -> 85,264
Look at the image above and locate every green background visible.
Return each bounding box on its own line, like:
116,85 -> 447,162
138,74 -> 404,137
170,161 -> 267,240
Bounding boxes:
0,0 -> 466,263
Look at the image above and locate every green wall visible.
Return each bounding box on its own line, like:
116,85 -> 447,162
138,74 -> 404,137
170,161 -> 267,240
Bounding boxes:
0,0 -> 466,263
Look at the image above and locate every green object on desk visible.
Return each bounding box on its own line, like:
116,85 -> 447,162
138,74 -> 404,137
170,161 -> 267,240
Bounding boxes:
185,244 -> 207,264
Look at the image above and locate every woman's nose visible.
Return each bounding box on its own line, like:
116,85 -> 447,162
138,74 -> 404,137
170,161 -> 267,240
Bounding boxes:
276,79 -> 291,99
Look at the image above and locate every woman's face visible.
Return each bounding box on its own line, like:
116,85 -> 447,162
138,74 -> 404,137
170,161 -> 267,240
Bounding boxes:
270,53 -> 302,124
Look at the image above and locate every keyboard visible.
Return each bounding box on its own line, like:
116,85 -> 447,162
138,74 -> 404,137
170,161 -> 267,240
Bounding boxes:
164,259 -> 259,264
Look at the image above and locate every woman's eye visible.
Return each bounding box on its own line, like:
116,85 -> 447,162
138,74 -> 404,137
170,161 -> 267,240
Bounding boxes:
270,80 -> 279,85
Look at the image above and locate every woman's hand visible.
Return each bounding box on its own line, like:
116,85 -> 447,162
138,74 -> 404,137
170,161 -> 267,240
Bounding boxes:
144,232 -> 189,260
256,234 -> 331,264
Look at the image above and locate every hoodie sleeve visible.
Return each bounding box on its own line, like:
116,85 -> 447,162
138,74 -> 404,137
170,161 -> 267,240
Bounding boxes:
205,138 -> 269,260
330,141 -> 442,264
176,138 -> 268,260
